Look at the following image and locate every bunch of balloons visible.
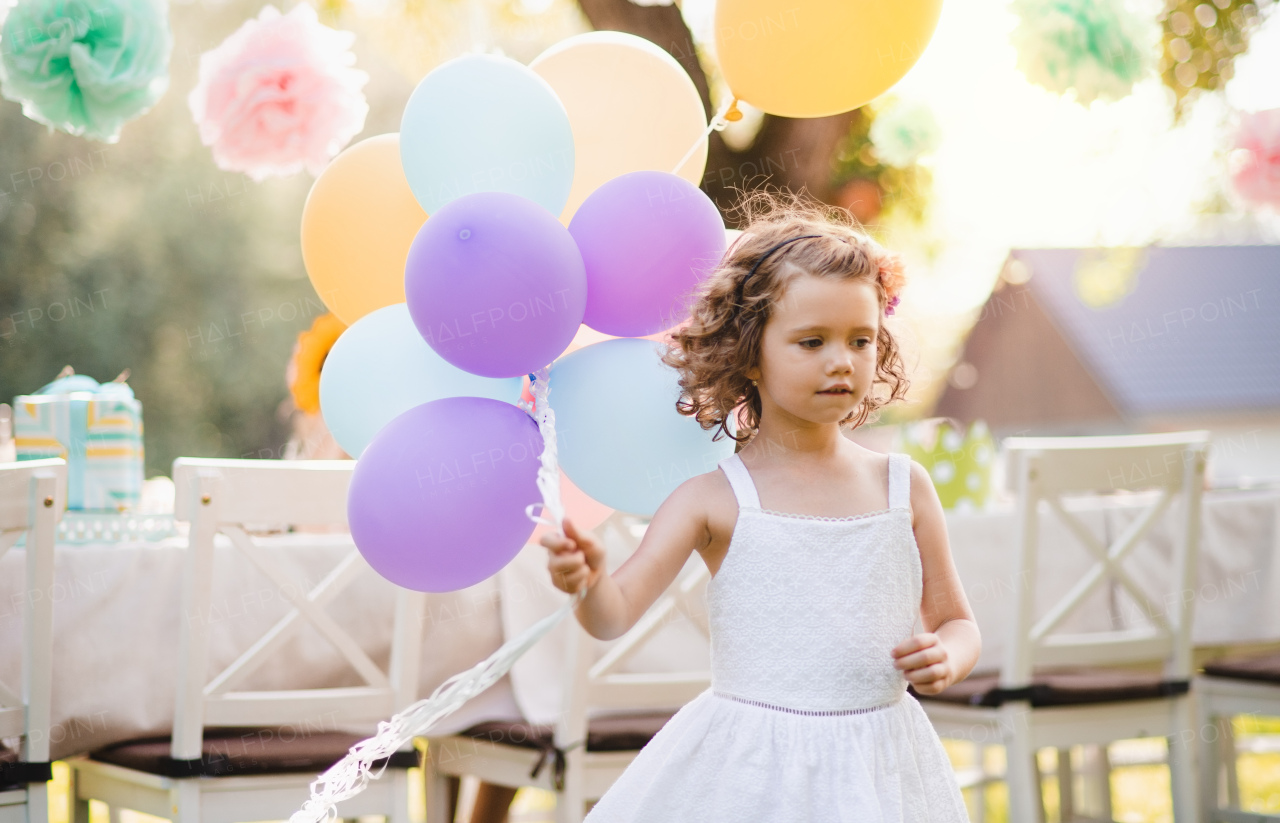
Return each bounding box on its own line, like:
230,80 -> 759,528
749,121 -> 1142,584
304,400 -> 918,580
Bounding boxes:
299,5 -> 945,594
301,32 -> 732,592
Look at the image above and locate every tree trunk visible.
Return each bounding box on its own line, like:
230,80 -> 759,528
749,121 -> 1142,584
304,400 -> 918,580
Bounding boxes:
576,0 -> 857,225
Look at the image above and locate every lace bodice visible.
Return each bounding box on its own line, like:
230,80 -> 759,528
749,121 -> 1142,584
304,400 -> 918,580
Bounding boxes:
707,452 -> 922,712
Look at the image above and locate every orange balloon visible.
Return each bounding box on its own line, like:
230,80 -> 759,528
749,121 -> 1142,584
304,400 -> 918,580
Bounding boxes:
531,31 -> 709,223
564,324 -> 614,355
301,134 -> 428,325
530,471 -> 615,544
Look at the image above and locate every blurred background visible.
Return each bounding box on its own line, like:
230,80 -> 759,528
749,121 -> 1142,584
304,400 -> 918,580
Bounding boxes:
1,0 -> 1278,480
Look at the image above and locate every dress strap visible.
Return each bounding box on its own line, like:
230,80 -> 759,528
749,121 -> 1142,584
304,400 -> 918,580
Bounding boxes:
718,453 -> 761,509
888,453 -> 912,512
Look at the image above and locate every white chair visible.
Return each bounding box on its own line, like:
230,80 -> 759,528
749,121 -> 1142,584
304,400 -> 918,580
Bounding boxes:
916,431 -> 1210,823
66,458 -> 425,823
423,516 -> 712,823
1195,649 -> 1280,821
0,459 -> 66,823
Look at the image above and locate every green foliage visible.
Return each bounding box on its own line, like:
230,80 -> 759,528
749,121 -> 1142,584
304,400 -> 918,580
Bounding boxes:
1158,0 -> 1276,118
831,103 -> 933,227
0,0 -> 406,476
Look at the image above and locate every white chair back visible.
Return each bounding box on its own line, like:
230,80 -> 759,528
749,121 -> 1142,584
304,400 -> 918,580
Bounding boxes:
169,458 -> 425,761
1001,431 -> 1210,689
0,459 -> 66,788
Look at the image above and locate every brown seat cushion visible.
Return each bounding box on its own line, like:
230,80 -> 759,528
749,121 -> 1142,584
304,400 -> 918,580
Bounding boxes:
0,746 -> 51,789
457,710 -> 677,753
911,668 -> 1190,708
90,727 -> 418,778
1202,651 -> 1280,685
449,711 -> 678,792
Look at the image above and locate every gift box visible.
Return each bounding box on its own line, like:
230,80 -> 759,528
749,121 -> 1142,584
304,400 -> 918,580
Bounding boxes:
14,368 -> 144,512
894,418 -> 995,512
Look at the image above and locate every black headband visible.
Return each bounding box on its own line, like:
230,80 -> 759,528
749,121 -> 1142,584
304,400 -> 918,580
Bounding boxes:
733,234 -> 823,309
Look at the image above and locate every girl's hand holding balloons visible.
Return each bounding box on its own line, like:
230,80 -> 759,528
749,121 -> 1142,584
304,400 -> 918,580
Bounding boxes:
541,517 -> 606,595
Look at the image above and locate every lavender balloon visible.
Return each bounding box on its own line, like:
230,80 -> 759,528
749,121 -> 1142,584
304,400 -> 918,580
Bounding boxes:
348,397 -> 542,592
569,170 -> 725,337
406,191 -> 587,378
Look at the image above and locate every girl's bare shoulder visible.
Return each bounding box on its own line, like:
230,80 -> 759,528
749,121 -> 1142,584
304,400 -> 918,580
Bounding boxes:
667,463 -> 738,509
663,463 -> 740,531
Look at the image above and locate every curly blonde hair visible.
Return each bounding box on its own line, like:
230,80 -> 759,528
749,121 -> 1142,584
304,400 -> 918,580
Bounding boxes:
662,190 -> 910,444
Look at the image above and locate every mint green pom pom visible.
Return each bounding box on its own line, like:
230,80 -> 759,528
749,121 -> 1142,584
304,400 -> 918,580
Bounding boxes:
1011,0 -> 1156,105
869,100 -> 942,169
0,0 -> 172,142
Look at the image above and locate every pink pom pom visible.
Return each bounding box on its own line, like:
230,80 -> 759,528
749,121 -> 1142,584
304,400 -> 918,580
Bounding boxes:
188,4 -> 369,181
1230,109 -> 1280,211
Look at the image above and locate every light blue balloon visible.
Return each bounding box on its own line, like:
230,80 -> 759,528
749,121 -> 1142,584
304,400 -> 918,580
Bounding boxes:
550,338 -> 735,517
400,54 -> 575,216
319,304 -> 524,457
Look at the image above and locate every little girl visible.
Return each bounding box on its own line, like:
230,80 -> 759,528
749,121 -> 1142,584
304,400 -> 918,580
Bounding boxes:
542,194 -> 980,821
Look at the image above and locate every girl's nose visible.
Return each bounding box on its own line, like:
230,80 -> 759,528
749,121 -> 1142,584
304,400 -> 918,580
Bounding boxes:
827,352 -> 854,374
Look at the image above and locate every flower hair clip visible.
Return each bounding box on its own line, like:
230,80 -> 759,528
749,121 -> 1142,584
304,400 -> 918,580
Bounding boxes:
877,252 -> 906,316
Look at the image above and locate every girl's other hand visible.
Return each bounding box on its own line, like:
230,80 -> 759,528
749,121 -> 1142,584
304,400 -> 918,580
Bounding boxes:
891,633 -> 955,695
541,517 -> 607,595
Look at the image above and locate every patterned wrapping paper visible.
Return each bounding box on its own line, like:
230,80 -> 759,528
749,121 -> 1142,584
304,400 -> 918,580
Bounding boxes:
894,418 -> 995,512
14,393 -> 144,511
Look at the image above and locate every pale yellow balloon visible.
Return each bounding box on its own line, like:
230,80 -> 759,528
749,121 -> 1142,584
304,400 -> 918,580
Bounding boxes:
715,0 -> 944,118
531,31 -> 709,224
300,134 -> 428,325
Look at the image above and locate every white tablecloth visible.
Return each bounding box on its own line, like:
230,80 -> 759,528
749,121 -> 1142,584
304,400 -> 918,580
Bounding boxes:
0,533 -> 522,761
2,488 -> 1277,759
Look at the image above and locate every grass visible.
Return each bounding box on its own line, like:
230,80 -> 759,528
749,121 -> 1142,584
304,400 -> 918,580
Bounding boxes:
44,718 -> 1280,823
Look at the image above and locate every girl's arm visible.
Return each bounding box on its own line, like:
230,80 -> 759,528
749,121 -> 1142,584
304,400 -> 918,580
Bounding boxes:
542,472 -> 716,641
892,459 -> 982,694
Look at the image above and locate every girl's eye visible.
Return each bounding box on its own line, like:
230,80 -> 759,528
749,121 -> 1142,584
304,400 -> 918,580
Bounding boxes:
800,339 -> 822,348
855,338 -> 872,348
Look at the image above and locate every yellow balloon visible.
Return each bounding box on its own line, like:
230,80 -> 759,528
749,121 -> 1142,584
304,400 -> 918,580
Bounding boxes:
300,134 -> 428,325
715,0 -> 944,118
531,31 -> 709,223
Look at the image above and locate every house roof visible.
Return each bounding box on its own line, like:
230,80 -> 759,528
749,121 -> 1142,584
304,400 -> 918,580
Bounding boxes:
933,245 -> 1280,430
1014,246 -> 1280,417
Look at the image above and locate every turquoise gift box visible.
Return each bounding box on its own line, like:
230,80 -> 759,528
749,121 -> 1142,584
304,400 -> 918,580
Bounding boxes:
14,370 -> 145,512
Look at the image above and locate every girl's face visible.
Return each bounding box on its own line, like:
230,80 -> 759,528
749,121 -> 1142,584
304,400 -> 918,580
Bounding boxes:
746,272 -> 880,429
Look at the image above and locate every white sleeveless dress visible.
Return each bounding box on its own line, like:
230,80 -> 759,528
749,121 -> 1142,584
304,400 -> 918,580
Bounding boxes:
583,452 -> 970,822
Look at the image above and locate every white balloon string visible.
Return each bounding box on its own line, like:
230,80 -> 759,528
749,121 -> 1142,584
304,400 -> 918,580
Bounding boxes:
526,366 -> 565,533
671,95 -> 737,177
289,365 -> 583,823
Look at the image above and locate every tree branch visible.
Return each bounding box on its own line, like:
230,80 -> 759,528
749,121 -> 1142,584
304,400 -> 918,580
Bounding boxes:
576,0 -> 856,224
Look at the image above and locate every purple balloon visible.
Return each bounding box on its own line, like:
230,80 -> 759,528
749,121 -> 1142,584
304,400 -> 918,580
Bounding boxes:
406,191 -> 587,378
569,171 -> 726,337
348,396 -> 542,592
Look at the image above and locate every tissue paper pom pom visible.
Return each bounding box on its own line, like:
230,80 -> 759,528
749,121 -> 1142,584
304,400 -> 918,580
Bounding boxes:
868,100 -> 941,169
288,312 -> 347,414
1230,109 -> 1280,210
1010,0 -> 1156,105
0,0 -> 171,142
188,4 -> 369,181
